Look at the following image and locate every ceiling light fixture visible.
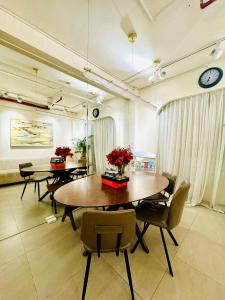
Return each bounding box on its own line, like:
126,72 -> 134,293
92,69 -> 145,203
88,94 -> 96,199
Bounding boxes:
17,96 -> 23,103
210,42 -> 224,60
128,32 -> 137,43
96,95 -> 104,104
148,59 -> 166,82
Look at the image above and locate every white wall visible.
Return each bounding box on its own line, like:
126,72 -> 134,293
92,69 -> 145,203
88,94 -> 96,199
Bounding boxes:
91,98 -> 130,147
136,57 -> 225,153
0,102 -> 84,159
77,98 -> 130,148
141,57 -> 225,108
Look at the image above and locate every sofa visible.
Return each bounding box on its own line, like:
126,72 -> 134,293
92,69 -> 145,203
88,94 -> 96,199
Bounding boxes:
0,157 -> 50,185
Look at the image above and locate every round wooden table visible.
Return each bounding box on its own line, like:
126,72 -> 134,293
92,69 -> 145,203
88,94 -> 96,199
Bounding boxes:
22,162 -> 87,201
55,172 -> 169,207
22,162 -> 86,173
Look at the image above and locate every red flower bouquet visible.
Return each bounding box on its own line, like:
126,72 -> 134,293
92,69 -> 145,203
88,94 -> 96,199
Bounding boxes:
106,147 -> 133,176
55,146 -> 73,160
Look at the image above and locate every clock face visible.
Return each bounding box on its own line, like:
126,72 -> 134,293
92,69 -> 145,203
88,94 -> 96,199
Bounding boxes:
92,108 -> 99,118
198,67 -> 223,88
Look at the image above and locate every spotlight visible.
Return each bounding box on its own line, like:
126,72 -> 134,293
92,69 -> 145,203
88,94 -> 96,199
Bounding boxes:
211,42 -> 224,60
96,95 -> 104,104
157,68 -> 166,80
17,96 -> 23,103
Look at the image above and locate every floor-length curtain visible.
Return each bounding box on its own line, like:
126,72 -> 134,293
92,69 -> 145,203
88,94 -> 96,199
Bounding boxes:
158,89 -> 225,209
93,117 -> 115,173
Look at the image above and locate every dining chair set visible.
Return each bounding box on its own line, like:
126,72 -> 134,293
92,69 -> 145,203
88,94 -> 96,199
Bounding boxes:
80,174 -> 190,299
19,162 -> 87,213
18,164 -> 190,299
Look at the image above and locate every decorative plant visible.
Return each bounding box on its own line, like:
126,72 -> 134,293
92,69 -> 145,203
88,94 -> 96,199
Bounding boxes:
55,146 -> 73,159
106,147 -> 133,176
73,138 -> 87,156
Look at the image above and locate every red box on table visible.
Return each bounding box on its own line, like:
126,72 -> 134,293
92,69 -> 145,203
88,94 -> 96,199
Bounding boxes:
101,174 -> 129,189
50,157 -> 65,169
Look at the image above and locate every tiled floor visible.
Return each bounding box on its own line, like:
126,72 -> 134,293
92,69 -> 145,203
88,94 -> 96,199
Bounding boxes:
1,182 -> 225,299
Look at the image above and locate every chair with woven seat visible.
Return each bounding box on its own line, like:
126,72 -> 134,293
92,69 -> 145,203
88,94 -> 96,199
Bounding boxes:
19,163 -> 50,200
131,180 -> 190,276
141,172 -> 177,205
81,209 -> 136,300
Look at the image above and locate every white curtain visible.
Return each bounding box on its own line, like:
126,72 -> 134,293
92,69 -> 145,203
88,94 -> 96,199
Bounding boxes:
158,89 -> 225,209
93,117 -> 115,173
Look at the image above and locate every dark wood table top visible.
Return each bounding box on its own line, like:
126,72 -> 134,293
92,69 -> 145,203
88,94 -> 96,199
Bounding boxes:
22,162 -> 87,173
54,172 -> 169,207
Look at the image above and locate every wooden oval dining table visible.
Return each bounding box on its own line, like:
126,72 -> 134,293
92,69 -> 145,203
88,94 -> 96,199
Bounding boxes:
54,171 -> 168,207
55,171 -> 169,207
55,171 -> 168,253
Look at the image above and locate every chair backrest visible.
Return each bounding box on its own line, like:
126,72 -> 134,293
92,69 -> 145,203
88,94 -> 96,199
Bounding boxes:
81,210 -> 136,255
167,180 -> 190,229
19,162 -> 34,178
162,172 -> 177,195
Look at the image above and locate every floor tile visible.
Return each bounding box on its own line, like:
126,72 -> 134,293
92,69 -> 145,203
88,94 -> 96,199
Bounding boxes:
151,257 -> 225,300
0,210 -> 19,240
190,210 -> 225,246
26,224 -> 84,299
0,235 -> 24,267
103,246 -> 166,300
0,254 -> 37,300
69,257 -> 143,300
176,230 -> 225,286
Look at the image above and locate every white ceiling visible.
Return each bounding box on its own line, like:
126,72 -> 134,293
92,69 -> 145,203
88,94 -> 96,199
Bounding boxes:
0,0 -> 225,89
0,44 -> 112,110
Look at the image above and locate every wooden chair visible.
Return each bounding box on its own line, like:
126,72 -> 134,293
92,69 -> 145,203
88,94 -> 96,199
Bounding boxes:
19,163 -> 50,200
131,181 -> 190,276
81,210 -> 136,300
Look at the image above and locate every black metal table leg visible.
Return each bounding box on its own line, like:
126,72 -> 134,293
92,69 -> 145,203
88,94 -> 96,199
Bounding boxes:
61,206 -> 77,230
133,223 -> 150,253
38,190 -> 50,201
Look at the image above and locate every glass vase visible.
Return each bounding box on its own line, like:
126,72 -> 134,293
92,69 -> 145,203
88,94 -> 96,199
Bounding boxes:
118,164 -> 125,178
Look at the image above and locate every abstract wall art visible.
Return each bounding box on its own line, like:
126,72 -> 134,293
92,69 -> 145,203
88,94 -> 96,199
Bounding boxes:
10,118 -> 53,147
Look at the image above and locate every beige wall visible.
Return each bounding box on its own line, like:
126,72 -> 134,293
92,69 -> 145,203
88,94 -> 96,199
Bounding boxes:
0,102 -> 84,160
76,98 -> 130,148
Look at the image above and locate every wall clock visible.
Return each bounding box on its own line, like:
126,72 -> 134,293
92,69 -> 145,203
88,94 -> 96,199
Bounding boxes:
198,67 -> 223,88
92,108 -> 99,118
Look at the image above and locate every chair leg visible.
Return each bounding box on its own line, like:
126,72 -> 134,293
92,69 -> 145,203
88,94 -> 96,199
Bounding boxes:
167,229 -> 179,246
37,182 -> 40,200
34,181 -> 36,192
124,249 -> 135,300
160,228 -> 173,276
52,197 -> 57,214
82,252 -> 92,300
21,182 -> 28,199
131,223 -> 150,254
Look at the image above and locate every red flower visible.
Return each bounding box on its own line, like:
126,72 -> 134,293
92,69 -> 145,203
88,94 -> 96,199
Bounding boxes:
55,146 -> 73,157
106,147 -> 133,167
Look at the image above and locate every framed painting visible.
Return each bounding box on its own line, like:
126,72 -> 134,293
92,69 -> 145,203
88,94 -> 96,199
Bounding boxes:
11,118 -> 53,148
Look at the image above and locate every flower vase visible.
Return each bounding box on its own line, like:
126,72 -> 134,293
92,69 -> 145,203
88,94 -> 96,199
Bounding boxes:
117,164 -> 125,178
